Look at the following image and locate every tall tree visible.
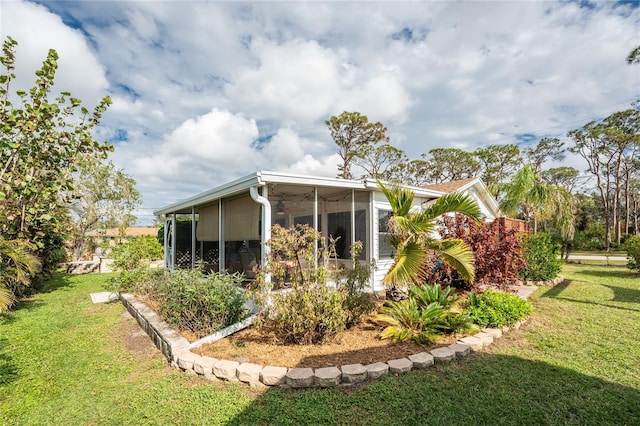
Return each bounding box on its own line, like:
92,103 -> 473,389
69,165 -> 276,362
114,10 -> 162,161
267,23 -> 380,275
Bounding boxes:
67,159 -> 141,260
568,109 -> 640,248
474,144 -> 522,197
524,137 -> 566,171
356,143 -> 406,181
0,36 -> 112,277
325,111 -> 389,179
378,181 -> 482,300
421,148 -> 482,184
541,166 -> 581,193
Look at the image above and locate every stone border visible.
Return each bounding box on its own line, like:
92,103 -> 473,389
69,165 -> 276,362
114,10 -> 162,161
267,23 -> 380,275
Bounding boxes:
119,279 -> 556,388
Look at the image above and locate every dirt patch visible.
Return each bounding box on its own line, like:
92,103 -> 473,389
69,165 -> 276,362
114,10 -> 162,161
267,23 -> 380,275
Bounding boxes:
192,311 -> 463,369
117,311 -> 163,359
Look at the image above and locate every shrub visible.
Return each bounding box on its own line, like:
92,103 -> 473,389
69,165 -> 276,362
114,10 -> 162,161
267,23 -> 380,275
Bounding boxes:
422,216 -> 526,291
465,290 -> 533,328
260,286 -> 348,345
521,232 -> 562,282
254,225 -> 374,344
107,267 -> 246,338
107,266 -> 164,294
111,235 -> 163,272
156,269 -> 246,338
625,235 -> 640,272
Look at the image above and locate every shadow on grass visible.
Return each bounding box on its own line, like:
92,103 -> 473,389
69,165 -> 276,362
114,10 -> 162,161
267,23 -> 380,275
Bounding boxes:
542,280 -> 640,313
227,351 -> 640,425
0,337 -> 17,386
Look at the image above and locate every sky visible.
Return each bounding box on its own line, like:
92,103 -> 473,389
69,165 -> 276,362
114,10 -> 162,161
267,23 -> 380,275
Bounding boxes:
1,0 -> 639,225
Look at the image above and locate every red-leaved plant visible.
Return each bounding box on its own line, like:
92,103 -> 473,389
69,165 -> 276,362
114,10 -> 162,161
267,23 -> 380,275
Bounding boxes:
420,215 -> 526,291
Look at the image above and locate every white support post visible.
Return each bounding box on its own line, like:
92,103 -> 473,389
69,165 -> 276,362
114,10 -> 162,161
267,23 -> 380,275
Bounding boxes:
351,189 -> 356,268
191,206 -> 196,269
171,214 -> 176,271
313,186 -> 318,268
218,198 -> 224,273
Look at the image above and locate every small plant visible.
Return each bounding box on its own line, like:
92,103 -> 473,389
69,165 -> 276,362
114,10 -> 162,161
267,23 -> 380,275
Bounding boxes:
376,283 -> 474,344
409,283 -> 458,309
521,232 -> 562,282
465,290 -> 533,328
377,299 -> 446,344
337,241 -> 376,327
625,235 -> 640,272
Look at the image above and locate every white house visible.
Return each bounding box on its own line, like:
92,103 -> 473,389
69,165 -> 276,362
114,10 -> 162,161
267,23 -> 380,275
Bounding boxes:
153,171 -> 502,292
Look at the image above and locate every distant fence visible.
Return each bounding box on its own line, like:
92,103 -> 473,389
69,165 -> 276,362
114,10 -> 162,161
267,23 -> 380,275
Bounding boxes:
496,217 -> 529,234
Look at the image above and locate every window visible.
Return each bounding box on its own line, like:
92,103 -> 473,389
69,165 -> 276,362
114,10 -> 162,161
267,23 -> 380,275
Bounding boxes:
378,209 -> 394,258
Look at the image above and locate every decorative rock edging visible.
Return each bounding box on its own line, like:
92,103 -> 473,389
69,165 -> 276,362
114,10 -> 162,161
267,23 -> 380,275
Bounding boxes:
119,290 -> 536,389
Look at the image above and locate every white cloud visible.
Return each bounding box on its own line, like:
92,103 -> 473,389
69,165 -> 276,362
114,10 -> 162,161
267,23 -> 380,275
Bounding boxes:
1,0 -> 638,222
0,0 -> 108,105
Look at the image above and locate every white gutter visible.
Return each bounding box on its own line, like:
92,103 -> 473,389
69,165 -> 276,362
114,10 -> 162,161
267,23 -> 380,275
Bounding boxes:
249,185 -> 271,285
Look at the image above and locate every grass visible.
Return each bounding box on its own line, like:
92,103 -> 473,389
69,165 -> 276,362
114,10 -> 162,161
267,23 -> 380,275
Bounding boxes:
2,266 -> 639,425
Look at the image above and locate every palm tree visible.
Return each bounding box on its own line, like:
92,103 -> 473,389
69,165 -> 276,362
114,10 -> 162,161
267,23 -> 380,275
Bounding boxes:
378,181 -> 482,299
0,237 -> 41,311
499,164 -> 575,236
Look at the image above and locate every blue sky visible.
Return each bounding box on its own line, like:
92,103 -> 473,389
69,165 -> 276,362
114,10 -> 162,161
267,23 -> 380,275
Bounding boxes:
1,1 -> 638,224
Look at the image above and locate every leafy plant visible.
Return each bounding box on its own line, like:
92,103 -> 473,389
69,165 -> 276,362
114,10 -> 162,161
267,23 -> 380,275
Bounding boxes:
110,235 -> 163,272
0,37 -> 112,281
377,299 -> 446,344
377,181 -> 482,300
0,236 -> 41,311
337,241 -> 376,327
377,283 -> 474,344
424,215 -> 526,290
465,290 -> 533,328
156,269 -> 246,338
625,235 -> 640,272
521,232 -> 562,281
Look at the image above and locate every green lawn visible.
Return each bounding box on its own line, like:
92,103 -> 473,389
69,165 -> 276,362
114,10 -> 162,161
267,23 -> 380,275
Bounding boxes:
1,266 -> 639,425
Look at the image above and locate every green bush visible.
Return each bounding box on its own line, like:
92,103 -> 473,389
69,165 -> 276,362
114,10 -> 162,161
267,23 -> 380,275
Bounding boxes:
254,226 -> 374,345
521,232 -> 562,281
625,235 -> 640,272
107,267 -> 246,338
260,286 -> 348,345
156,269 -> 247,338
111,235 -> 163,271
465,290 -> 533,328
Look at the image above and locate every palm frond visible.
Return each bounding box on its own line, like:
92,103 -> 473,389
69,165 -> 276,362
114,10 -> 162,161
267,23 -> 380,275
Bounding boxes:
421,192 -> 482,224
0,287 -> 15,312
427,238 -> 476,282
383,241 -> 428,286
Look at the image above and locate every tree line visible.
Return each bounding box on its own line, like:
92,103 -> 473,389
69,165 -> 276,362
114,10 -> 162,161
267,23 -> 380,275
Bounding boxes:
326,45 -> 639,253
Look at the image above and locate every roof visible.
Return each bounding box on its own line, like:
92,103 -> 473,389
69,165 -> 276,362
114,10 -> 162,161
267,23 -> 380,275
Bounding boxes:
154,171 -> 446,216
87,227 -> 158,238
421,177 -> 479,193
153,171 -> 499,217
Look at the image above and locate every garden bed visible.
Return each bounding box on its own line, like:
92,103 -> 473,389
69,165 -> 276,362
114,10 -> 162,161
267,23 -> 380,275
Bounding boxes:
192,307 -> 461,369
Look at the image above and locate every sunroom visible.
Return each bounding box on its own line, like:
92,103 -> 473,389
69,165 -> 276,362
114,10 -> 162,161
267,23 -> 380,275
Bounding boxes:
153,171 -> 501,292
